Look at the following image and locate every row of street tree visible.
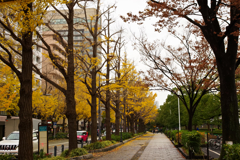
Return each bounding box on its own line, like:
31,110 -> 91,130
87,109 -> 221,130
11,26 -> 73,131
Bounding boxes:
122,1 -> 240,159
0,0 -> 158,159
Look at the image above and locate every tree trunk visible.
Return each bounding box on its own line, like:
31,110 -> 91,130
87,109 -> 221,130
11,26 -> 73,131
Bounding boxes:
127,116 -> 130,133
76,120 -> 79,130
105,99 -> 111,140
87,119 -> 90,133
83,119 -> 86,130
135,119 -> 138,134
65,3 -> 77,152
123,103 -> 126,132
18,7 -> 33,159
130,114 -> 134,134
115,108 -> 120,136
217,55 -> 240,159
188,112 -> 193,131
90,42 -> 98,143
62,117 -> 65,132
207,123 -> 210,131
139,118 -> 145,133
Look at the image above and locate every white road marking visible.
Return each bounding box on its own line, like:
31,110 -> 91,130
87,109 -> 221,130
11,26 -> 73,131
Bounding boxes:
209,149 -> 220,155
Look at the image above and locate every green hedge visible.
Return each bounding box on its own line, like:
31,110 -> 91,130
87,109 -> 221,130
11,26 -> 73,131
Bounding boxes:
60,148 -> 88,158
83,140 -> 114,150
171,130 -> 178,142
0,154 -> 15,160
224,144 -> 240,160
181,131 -> 201,153
55,132 -> 68,139
213,129 -> 222,135
104,132 -> 132,141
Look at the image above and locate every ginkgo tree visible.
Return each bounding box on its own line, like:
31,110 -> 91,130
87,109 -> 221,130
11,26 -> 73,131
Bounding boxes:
0,63 -> 19,116
0,1 -> 49,159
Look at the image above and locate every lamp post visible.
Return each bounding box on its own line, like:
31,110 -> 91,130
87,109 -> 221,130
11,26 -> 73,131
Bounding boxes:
178,94 -> 181,131
178,91 -> 181,147
98,74 -> 101,140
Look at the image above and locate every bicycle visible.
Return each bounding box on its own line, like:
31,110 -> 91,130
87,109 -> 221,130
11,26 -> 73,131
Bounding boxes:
208,136 -> 222,150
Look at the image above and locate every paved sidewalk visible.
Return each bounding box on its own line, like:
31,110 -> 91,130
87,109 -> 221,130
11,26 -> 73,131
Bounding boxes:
91,133 -> 185,160
139,133 -> 185,160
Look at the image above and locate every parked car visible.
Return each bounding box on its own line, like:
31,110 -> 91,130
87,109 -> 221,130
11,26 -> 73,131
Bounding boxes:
77,131 -> 88,143
0,130 -> 38,155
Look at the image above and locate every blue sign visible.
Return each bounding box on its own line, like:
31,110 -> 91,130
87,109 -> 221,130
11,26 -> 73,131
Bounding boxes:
53,122 -> 57,126
39,126 -> 47,132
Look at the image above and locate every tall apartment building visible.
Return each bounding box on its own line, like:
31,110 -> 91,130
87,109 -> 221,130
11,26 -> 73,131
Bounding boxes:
42,8 -> 100,92
42,8 -> 102,130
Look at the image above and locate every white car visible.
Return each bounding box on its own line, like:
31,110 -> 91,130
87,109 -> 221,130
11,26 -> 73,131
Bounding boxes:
0,130 -> 38,155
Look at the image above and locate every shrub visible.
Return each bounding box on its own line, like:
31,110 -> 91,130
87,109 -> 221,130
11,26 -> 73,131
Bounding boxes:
224,144 -> 240,160
181,131 -> 201,153
171,130 -> 178,142
111,134 -> 120,141
213,129 -> 222,135
84,140 -> 113,150
175,131 -> 182,144
60,149 -> 69,157
0,154 -> 15,160
69,148 -> 88,157
34,152 -> 52,160
55,132 -> 68,139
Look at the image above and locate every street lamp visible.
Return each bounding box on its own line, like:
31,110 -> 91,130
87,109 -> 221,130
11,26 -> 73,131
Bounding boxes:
178,91 -> 181,147
98,74 -> 102,140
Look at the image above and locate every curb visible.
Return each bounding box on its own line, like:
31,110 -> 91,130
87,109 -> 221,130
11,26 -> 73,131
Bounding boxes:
69,153 -> 94,160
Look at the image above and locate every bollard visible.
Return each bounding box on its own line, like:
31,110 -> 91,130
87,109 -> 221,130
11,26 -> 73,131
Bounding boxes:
62,145 -> 64,153
81,140 -> 83,148
54,146 -> 57,157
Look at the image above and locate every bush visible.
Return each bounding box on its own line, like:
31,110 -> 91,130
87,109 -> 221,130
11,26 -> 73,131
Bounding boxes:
0,154 -> 15,160
55,132 -> 68,139
60,149 -> 69,157
69,148 -> 88,157
111,134 -> 120,141
213,129 -> 222,135
34,152 -> 52,160
84,140 -> 113,150
181,131 -> 201,153
224,144 -> 240,160
171,130 -> 178,142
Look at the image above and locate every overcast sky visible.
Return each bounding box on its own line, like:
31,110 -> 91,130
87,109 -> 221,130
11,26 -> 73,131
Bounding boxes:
103,0 -> 170,107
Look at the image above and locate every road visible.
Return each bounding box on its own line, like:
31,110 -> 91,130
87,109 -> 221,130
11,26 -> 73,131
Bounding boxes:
48,138 -> 92,156
202,147 -> 220,159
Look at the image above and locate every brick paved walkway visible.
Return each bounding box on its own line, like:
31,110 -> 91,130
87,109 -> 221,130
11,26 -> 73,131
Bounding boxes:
92,132 -> 185,160
139,133 -> 185,160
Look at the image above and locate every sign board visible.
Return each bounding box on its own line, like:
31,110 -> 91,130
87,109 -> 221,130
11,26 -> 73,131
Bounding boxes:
38,124 -> 48,154
47,120 -> 52,126
53,122 -> 57,128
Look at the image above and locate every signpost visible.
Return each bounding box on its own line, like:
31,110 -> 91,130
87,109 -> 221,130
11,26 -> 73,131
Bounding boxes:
38,123 -> 49,154
53,122 -> 57,138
